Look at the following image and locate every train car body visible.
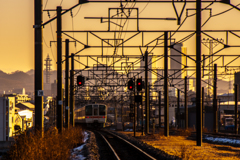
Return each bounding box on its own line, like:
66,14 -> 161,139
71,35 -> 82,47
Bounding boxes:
75,104 -> 107,128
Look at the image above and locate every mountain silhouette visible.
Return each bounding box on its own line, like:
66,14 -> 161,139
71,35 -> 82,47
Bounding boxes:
0,69 -> 234,95
0,70 -> 34,93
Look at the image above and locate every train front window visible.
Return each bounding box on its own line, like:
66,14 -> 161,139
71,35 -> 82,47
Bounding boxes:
85,105 -> 92,116
93,105 -> 98,115
99,105 -> 106,115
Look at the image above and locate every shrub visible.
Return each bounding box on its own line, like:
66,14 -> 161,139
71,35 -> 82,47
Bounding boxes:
175,128 -> 193,136
6,126 -> 84,160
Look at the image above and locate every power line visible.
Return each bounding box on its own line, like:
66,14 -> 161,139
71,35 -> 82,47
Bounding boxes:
138,0 -> 150,15
44,0 -> 49,10
60,0 -> 64,6
43,36 -> 57,62
147,2 -> 214,53
72,5 -> 82,17
212,3 -> 240,17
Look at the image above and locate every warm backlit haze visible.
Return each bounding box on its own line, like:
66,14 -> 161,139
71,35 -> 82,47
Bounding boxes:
0,0 -> 240,75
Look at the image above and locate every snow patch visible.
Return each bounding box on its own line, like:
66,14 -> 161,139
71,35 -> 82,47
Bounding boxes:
71,131 -> 89,160
204,136 -> 240,145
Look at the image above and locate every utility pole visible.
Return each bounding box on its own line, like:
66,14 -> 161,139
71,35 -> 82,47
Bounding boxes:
145,51 -> 149,134
57,6 -> 63,132
134,78 -> 136,137
185,76 -> 188,130
121,95 -> 124,130
213,64 -> 218,133
202,87 -> 205,129
177,89 -> 180,128
114,97 -> 117,127
164,31 -> 169,137
159,91 -> 161,128
34,0 -> 44,133
141,91 -> 144,135
65,39 -> 70,129
196,0 -> 202,146
235,84 -> 238,134
70,53 -> 75,127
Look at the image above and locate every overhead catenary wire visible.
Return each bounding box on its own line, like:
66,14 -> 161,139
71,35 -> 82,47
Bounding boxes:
147,2 -> 214,54
138,0 -> 150,15
60,0 -> 64,6
114,2 -> 136,56
44,0 -> 49,10
72,5 -> 82,17
211,3 -> 240,17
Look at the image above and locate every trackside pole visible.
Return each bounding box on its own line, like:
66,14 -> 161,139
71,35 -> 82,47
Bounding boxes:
164,31 -> 169,137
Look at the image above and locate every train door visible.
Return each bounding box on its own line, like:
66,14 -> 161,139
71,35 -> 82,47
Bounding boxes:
93,105 -> 98,116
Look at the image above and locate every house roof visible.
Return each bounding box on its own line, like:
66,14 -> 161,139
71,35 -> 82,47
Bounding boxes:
16,102 -> 35,111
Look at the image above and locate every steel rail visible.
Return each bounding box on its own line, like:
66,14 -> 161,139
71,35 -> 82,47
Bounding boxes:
97,131 -> 121,160
107,131 -> 157,160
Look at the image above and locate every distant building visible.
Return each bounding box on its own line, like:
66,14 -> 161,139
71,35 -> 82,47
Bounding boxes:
170,42 -> 183,71
15,102 -> 35,111
44,83 -> 52,96
2,89 -> 31,104
16,102 -> 35,129
218,93 -> 234,102
0,97 -> 15,141
12,88 -> 25,95
51,80 -> 57,98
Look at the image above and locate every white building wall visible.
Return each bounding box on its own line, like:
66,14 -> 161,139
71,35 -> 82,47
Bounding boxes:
8,97 -> 15,138
0,97 -> 16,141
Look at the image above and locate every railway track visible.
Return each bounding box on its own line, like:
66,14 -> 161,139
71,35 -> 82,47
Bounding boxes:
94,130 -> 157,160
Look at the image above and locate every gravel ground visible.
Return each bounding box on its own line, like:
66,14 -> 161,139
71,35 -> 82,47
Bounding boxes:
83,129 -> 181,160
83,131 -> 100,160
104,129 -> 181,160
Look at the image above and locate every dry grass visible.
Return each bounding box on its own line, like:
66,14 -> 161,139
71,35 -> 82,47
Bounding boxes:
5,126 -> 84,160
174,128 -> 193,136
119,131 -> 240,160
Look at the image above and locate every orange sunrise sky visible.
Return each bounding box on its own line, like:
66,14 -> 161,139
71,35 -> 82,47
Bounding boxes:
0,0 -> 240,74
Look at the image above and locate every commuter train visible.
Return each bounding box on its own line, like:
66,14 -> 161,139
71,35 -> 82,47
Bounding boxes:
75,104 -> 107,128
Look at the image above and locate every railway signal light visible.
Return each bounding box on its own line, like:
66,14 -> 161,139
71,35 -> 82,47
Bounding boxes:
77,75 -> 85,86
128,79 -> 134,90
136,78 -> 143,91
